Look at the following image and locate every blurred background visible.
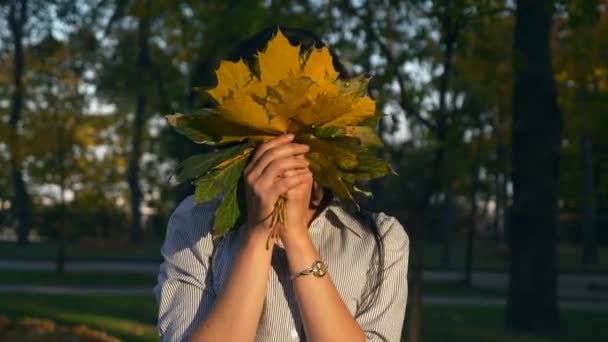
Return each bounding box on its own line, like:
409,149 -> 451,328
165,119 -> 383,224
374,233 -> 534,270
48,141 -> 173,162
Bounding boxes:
0,0 -> 607,341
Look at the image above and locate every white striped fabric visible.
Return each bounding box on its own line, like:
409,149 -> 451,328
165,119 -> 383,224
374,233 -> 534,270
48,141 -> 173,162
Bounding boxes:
154,195 -> 409,342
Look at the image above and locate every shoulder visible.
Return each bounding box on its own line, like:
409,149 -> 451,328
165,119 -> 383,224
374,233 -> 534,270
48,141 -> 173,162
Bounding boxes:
166,195 -> 220,242
372,211 -> 409,253
170,195 -> 196,220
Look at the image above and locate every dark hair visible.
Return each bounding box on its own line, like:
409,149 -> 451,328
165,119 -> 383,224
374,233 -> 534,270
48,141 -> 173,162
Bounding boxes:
231,25 -> 385,319
228,25 -> 349,78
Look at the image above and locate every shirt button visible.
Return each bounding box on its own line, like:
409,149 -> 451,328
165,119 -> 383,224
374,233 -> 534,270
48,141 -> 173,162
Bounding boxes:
290,329 -> 299,339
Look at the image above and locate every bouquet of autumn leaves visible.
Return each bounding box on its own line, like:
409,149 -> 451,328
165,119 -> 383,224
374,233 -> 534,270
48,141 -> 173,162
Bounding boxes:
166,30 -> 395,241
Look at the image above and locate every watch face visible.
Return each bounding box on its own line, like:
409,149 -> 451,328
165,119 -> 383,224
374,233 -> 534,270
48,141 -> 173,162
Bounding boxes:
312,261 -> 327,277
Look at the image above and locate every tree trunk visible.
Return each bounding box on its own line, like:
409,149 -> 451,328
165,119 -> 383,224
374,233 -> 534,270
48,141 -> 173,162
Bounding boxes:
465,136 -> 481,286
506,0 -> 561,333
56,135 -> 67,274
406,7 -> 460,340
440,185 -> 454,267
8,0 -> 31,246
127,13 -> 151,244
435,3 -> 458,269
406,210 -> 426,342
493,137 -> 506,245
580,130 -> 598,265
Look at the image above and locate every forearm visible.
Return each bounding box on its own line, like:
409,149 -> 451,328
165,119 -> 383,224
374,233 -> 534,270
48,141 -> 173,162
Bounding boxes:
191,227 -> 273,341
283,231 -> 366,342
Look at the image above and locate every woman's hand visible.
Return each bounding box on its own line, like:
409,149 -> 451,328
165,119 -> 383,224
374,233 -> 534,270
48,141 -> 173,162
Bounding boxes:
279,155 -> 314,244
191,134 -> 310,341
243,134 -> 311,242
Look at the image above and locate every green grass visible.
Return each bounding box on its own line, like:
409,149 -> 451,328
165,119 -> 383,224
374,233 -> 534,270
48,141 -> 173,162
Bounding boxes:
422,281 -> 506,297
0,293 -> 157,342
404,305 -> 608,342
0,293 -> 604,342
0,271 -> 157,288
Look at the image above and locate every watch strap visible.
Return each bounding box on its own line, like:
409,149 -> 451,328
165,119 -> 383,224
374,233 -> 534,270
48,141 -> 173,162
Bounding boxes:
290,260 -> 326,280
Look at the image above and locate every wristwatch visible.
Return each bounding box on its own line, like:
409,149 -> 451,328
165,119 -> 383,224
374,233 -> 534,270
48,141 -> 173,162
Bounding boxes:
290,260 -> 327,280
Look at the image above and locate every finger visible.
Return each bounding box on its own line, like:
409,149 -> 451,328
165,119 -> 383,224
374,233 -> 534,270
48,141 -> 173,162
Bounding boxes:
258,156 -> 309,185
277,167 -> 311,181
245,134 -> 294,173
248,143 -> 310,180
270,171 -> 313,196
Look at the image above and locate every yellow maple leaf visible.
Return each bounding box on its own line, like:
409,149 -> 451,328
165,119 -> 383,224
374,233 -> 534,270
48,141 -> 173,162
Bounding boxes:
257,30 -> 302,86
302,46 -> 340,93
207,60 -> 253,104
221,91 -> 288,133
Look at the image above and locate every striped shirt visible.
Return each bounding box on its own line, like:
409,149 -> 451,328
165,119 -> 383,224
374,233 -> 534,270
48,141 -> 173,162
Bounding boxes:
154,195 -> 409,341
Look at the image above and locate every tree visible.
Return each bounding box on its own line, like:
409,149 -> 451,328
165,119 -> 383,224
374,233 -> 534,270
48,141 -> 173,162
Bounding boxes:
97,0 -> 168,243
552,1 -> 606,265
506,0 -> 561,333
5,0 -> 31,245
452,5 -> 516,280
1,0 -> 94,245
126,3 -> 152,244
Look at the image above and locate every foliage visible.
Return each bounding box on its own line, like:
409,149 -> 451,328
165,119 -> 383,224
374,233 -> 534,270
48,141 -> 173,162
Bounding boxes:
167,29 -> 394,238
34,201 -> 131,241
553,2 -> 608,210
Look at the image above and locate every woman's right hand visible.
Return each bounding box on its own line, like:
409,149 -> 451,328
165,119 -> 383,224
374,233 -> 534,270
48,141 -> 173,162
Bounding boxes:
243,134 -> 311,239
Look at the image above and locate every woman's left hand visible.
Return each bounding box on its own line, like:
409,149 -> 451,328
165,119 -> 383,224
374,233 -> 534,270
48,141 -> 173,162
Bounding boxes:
279,155 -> 314,244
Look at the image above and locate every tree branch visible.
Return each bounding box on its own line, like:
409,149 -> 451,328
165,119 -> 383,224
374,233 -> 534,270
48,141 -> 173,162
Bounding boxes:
344,0 -> 436,130
367,28 -> 436,130
463,6 -> 515,26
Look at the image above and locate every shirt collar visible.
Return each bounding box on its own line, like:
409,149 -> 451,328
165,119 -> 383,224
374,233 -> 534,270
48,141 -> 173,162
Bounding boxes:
325,197 -> 366,239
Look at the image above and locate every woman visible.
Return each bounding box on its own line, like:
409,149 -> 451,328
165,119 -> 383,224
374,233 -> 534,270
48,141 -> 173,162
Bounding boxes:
154,26 -> 409,342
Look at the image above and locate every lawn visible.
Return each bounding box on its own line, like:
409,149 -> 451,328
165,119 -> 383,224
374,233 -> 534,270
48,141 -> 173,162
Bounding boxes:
0,293 -> 605,342
0,293 -> 157,342
405,305 -> 608,342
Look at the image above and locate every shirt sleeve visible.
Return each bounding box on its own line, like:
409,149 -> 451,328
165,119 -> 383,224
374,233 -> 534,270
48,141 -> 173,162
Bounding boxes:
356,214 -> 410,342
153,195 -> 219,342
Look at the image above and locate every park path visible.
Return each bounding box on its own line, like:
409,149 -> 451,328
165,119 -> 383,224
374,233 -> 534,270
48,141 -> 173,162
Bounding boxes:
0,284 -> 605,311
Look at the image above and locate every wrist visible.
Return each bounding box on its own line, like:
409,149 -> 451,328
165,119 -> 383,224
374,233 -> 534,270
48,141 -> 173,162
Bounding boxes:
243,224 -> 275,252
280,225 -> 311,250
282,232 -> 319,273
